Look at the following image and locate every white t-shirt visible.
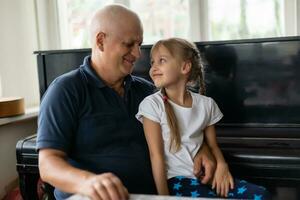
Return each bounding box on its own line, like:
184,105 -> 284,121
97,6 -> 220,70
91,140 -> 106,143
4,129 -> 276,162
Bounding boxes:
136,90 -> 223,179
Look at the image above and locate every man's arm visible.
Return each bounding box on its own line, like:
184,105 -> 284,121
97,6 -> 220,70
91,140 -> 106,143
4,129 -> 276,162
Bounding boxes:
39,149 -> 129,200
193,140 -> 216,184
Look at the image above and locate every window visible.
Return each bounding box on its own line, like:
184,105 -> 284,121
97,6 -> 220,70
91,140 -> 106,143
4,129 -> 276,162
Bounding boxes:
208,0 -> 285,40
57,0 -> 299,49
58,0 -> 190,47
129,0 -> 190,44
58,0 -> 113,49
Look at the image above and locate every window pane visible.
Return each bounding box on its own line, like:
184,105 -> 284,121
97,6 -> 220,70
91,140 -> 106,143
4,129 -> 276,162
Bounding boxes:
208,0 -> 285,40
130,0 -> 189,44
59,0 -> 113,49
59,0 -> 189,47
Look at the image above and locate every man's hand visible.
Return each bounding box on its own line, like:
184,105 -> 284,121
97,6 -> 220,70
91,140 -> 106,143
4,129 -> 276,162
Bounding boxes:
79,172 -> 129,200
193,142 -> 216,184
39,149 -> 129,200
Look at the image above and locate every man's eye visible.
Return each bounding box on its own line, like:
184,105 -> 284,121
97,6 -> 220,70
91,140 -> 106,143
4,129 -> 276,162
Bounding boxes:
124,42 -> 134,48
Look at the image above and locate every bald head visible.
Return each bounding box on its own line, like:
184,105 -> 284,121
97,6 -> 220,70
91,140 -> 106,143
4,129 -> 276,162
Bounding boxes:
90,4 -> 142,46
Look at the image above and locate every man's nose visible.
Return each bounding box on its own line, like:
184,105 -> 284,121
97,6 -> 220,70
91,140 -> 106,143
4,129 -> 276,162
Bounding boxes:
131,44 -> 141,59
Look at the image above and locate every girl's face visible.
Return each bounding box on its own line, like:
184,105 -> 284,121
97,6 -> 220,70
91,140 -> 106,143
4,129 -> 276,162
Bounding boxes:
150,45 -> 185,88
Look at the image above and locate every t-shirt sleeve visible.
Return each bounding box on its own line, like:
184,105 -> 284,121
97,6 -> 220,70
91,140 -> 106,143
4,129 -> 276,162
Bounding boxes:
207,98 -> 223,126
136,96 -> 161,124
36,79 -> 78,153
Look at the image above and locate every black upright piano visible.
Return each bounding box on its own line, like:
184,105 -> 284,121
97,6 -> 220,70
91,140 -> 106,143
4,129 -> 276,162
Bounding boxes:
16,36 -> 300,199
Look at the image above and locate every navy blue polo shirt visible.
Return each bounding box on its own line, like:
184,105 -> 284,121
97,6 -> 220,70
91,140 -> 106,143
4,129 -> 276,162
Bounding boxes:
37,56 -> 156,199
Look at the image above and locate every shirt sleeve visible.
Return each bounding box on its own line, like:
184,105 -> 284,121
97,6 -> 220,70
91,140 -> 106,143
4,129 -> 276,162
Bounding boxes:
207,97 -> 223,126
36,78 -> 79,153
136,95 -> 161,124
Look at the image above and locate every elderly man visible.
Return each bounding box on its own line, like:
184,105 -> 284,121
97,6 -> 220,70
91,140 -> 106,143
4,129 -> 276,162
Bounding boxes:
37,4 -> 215,200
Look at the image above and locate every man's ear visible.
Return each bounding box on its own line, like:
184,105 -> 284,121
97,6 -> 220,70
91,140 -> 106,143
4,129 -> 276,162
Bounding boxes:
96,32 -> 106,51
181,61 -> 192,75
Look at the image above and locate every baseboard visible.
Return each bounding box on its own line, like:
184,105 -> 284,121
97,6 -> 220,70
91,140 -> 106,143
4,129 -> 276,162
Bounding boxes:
1,177 -> 19,199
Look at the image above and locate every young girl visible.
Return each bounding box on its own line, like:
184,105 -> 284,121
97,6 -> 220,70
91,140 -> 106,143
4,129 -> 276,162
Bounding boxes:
136,38 -> 270,199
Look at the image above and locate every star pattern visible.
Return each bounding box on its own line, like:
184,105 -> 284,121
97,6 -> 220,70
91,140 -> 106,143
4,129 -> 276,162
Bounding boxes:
175,176 -> 185,180
175,192 -> 182,197
237,186 -> 247,194
254,194 -> 262,200
190,179 -> 199,186
228,192 -> 234,197
168,177 -> 268,199
173,182 -> 182,190
190,190 -> 200,197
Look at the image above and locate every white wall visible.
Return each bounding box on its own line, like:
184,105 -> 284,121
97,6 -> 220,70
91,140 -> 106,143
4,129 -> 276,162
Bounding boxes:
0,118 -> 37,199
0,0 -> 40,198
0,0 -> 40,107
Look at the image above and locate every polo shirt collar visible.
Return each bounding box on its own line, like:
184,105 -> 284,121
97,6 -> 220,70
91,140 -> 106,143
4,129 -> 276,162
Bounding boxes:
81,55 -> 133,89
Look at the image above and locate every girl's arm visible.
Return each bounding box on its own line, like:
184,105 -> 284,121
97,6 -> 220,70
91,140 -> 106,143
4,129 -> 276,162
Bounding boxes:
204,125 -> 226,165
143,117 -> 169,195
204,125 -> 234,197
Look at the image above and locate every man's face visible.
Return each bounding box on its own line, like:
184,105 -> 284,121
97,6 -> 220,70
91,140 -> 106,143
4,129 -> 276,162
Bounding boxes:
102,19 -> 143,78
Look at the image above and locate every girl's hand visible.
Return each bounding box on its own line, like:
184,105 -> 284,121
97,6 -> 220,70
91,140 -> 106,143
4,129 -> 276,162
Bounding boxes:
211,162 -> 234,197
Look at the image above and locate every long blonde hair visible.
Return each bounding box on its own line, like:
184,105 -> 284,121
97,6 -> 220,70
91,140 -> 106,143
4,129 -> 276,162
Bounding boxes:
150,38 -> 205,152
